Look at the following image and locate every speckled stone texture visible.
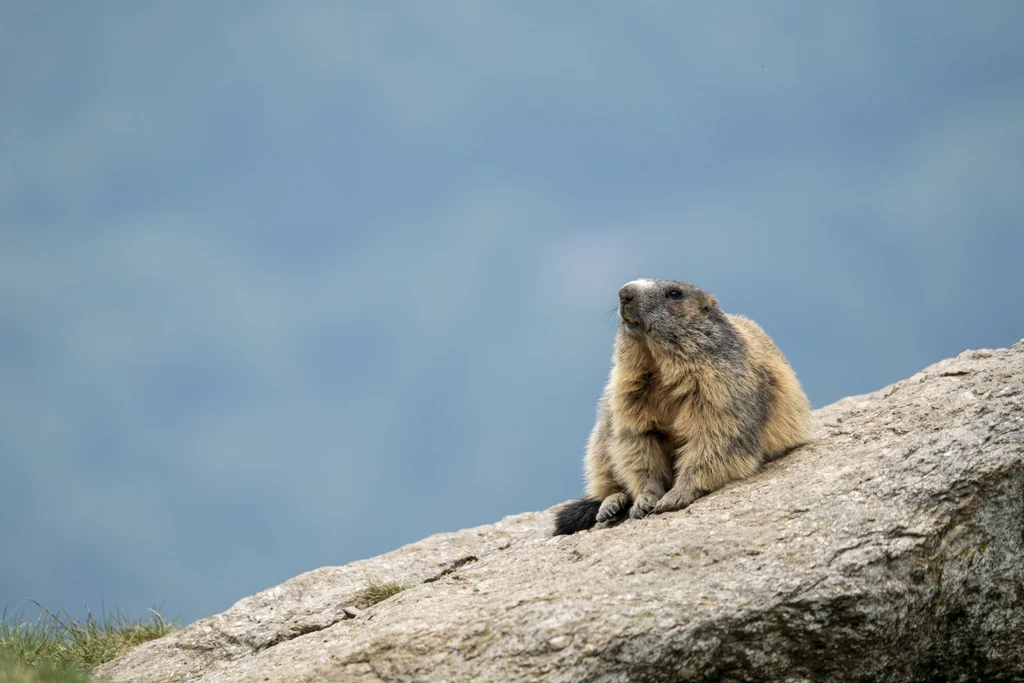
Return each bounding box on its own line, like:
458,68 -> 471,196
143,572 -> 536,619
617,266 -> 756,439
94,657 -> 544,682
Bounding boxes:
96,340 -> 1024,683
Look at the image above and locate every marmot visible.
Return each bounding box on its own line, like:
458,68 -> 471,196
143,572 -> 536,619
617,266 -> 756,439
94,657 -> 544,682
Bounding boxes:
554,279 -> 812,535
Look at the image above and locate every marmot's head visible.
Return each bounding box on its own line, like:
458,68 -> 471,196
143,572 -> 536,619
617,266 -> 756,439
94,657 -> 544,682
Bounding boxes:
617,279 -> 723,351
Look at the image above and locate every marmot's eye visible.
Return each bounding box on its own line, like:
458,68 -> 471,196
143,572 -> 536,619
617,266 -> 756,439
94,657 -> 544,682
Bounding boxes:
666,289 -> 683,300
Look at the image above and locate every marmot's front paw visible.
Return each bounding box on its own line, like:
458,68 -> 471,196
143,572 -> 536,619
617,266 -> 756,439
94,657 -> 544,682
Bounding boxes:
629,491 -> 660,518
596,492 -> 630,523
652,486 -> 698,514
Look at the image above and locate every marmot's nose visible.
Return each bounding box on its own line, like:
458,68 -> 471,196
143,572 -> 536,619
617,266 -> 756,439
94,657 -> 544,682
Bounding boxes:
619,285 -> 636,303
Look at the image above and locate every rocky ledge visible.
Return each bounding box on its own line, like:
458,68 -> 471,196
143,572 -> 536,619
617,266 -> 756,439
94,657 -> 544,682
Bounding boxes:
97,340 -> 1024,683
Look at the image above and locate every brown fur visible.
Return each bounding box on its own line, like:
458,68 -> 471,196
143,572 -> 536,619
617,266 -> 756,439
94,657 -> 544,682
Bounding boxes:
569,279 -> 811,529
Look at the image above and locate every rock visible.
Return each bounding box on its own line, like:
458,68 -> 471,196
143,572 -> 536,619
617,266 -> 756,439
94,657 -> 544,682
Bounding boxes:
96,340 -> 1024,683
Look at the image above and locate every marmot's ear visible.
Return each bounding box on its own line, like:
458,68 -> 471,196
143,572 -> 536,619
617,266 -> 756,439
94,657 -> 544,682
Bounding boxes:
700,294 -> 718,313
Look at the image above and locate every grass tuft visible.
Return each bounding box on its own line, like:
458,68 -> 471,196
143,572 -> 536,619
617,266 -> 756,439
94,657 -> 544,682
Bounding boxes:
1,603 -> 177,682
358,580 -> 408,606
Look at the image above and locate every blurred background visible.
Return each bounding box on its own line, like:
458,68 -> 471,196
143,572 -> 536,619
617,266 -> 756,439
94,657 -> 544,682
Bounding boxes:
2,2 -> 1022,626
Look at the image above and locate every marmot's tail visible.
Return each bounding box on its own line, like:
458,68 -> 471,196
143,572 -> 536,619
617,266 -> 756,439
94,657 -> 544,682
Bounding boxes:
553,498 -> 601,536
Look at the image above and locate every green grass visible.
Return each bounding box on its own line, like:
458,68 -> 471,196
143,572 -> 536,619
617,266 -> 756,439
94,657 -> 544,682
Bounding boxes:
0,653 -> 93,683
357,580 -> 408,606
0,603 -> 177,683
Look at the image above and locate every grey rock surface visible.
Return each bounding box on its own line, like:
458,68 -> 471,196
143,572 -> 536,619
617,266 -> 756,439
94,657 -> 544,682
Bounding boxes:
97,340 -> 1024,683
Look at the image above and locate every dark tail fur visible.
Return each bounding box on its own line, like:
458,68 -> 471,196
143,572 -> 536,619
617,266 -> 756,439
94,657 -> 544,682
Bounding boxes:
553,498 -> 602,536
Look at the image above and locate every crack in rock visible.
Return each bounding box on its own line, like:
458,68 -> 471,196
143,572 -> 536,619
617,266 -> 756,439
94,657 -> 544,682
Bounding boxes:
424,555 -> 479,583
256,616 -> 352,652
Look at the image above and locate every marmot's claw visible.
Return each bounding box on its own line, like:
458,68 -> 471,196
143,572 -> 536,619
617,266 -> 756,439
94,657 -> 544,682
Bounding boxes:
596,492 -> 629,523
652,488 -> 696,515
630,492 -> 660,519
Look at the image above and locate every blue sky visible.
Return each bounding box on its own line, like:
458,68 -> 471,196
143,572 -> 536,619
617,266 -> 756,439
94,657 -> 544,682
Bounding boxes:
2,2 -> 1022,625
